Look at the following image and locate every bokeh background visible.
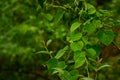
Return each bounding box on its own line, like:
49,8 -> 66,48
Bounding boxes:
0,0 -> 120,80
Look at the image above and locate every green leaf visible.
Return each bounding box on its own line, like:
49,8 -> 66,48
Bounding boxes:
59,70 -> 79,80
92,45 -> 101,57
70,70 -> 79,76
69,75 -> 79,80
70,41 -> 84,51
97,30 -> 115,45
55,10 -> 65,24
51,61 -> 67,74
55,46 -> 68,59
45,13 -> 53,21
36,51 -> 51,55
46,39 -> 52,46
57,61 -> 67,69
74,51 -> 86,68
55,25 -> 66,38
81,77 -> 94,80
19,24 -> 38,34
82,36 -> 89,45
69,70 -> 79,80
86,48 -> 96,58
97,64 -> 110,71
87,3 -> 96,14
47,58 -> 58,72
93,20 -> 103,28
53,68 -> 64,74
59,71 -> 71,80
97,9 -> 110,17
84,22 -> 96,34
70,22 -> 81,32
69,32 -> 82,42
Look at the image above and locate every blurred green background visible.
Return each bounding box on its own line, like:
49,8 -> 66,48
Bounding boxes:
0,0 -> 120,80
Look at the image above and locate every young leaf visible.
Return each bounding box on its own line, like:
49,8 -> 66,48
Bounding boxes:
57,61 -> 67,69
81,77 -> 94,80
59,70 -> 79,80
51,61 -> 67,74
55,46 -> 68,59
70,41 -> 84,51
36,51 -> 50,55
47,58 -> 58,72
69,70 -> 79,80
45,13 -> 53,21
55,10 -> 65,24
83,22 -> 96,34
97,9 -> 110,17
59,70 -> 71,80
87,3 -> 96,14
46,39 -> 52,46
69,32 -> 82,41
70,22 -> 81,32
97,30 -> 115,45
70,70 -> 79,76
53,68 -> 64,74
86,48 -> 96,58
93,20 -> 103,28
82,36 -> 89,45
74,51 -> 86,68
97,64 -> 111,71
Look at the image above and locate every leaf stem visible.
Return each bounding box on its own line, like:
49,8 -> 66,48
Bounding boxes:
42,40 -> 52,58
85,57 -> 90,78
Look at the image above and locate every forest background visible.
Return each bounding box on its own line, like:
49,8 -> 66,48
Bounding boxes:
0,0 -> 120,80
